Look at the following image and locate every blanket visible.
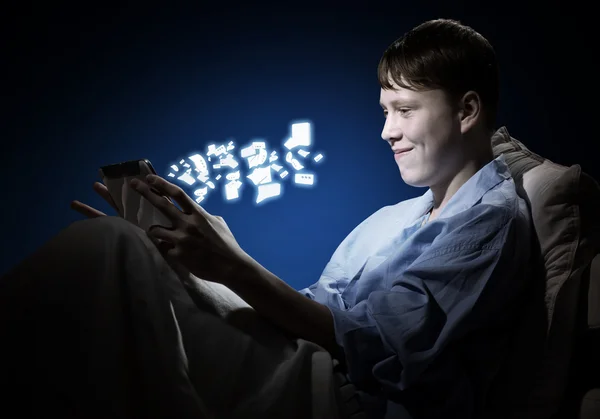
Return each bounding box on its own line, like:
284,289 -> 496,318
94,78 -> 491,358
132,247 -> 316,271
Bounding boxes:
0,216 -> 359,418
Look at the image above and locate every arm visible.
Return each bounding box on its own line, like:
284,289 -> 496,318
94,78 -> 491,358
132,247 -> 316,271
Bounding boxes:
224,258 -> 344,360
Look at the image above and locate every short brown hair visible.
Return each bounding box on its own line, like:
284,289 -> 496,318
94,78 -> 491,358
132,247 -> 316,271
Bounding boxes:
378,19 -> 499,131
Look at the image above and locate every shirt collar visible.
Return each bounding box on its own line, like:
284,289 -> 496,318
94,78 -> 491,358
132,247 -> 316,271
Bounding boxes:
416,154 -> 511,221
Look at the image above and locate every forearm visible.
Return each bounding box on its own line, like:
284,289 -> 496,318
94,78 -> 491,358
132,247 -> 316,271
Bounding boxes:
225,258 -> 343,358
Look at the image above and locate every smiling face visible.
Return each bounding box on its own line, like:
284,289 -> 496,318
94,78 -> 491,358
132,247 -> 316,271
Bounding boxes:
380,80 -> 465,190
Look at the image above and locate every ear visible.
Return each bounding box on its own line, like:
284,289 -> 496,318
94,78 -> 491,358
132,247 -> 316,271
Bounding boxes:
458,91 -> 482,134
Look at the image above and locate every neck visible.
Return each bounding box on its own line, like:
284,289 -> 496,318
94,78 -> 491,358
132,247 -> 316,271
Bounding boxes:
430,143 -> 494,213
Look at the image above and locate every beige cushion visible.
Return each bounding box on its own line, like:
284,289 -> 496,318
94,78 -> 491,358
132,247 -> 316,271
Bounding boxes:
483,127 -> 600,418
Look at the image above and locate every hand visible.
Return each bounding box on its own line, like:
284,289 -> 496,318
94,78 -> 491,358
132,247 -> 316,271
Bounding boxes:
130,174 -> 255,285
70,182 -> 119,218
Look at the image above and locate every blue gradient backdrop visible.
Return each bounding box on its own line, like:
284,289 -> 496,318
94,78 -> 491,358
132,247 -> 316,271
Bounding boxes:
2,5 -> 595,290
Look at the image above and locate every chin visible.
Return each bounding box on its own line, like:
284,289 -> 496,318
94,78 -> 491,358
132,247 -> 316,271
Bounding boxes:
399,170 -> 429,188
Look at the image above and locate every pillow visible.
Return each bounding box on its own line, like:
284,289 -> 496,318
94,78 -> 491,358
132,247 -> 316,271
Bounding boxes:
483,127 -> 600,418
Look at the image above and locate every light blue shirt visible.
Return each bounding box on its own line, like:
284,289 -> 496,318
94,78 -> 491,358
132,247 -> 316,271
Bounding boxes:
300,155 -> 532,419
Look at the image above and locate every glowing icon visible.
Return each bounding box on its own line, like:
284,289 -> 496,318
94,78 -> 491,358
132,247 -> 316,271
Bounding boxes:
256,183 -> 281,204
167,120 -> 324,205
193,186 -> 208,203
177,169 -> 196,186
283,122 -> 311,150
207,144 -> 227,157
294,173 -> 315,186
189,154 -> 208,174
241,142 -> 268,169
223,171 -> 242,201
219,154 -> 239,169
247,166 -> 272,185
285,151 -> 304,171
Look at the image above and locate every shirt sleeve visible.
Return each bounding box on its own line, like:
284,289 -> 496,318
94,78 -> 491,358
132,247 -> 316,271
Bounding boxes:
298,262 -> 347,310
298,206 -> 392,308
328,203 -> 530,393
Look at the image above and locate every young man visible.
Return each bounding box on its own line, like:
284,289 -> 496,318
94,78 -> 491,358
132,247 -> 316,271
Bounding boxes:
0,19 -> 531,419
300,19 -> 532,418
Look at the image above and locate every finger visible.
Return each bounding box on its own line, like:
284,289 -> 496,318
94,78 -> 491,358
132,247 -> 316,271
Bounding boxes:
130,179 -> 181,220
70,200 -> 107,218
147,224 -> 179,242
145,228 -> 180,255
93,182 -> 119,212
146,232 -> 176,254
145,175 -> 201,216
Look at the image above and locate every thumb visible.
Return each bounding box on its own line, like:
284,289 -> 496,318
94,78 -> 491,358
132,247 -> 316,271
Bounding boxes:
70,200 -> 107,218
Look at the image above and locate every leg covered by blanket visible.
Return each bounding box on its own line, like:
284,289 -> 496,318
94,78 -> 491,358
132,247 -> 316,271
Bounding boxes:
0,216 -> 365,419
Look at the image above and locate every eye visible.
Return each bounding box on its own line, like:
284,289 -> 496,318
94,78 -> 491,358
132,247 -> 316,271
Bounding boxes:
383,110 -> 388,118
398,108 -> 411,116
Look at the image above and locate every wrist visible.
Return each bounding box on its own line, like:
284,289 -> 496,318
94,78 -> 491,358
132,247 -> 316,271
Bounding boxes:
224,253 -> 262,288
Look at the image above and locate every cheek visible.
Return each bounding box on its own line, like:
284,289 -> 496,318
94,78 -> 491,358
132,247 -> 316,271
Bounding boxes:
407,111 -> 440,136
400,119 -> 423,143
422,113 -> 456,146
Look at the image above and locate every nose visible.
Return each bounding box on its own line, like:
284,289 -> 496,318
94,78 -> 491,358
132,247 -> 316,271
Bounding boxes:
381,115 -> 401,145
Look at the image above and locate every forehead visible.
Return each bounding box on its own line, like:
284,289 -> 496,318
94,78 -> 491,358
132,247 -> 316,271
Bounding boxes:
379,87 -> 422,107
379,79 -> 446,107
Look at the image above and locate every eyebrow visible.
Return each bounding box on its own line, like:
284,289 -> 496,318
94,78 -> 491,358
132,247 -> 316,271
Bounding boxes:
379,99 -> 411,109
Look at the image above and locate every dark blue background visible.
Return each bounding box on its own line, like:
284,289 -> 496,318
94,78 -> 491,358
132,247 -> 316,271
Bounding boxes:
2,3 -> 595,290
